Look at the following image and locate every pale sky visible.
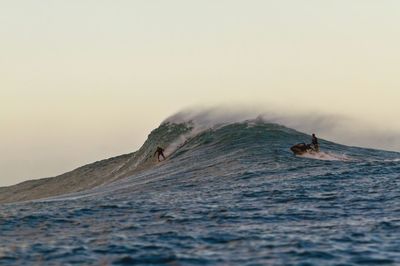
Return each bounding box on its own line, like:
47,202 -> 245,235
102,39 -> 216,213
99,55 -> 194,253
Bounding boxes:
1,1 -> 400,186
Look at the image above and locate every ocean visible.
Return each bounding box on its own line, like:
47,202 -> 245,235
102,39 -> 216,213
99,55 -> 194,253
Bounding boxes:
1,119 -> 399,265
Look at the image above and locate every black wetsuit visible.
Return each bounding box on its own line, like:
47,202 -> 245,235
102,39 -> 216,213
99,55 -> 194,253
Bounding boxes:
154,147 -> 166,161
312,136 -> 319,152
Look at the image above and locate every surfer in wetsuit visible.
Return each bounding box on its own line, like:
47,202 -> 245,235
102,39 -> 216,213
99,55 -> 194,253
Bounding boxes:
154,146 -> 166,162
311,134 -> 319,152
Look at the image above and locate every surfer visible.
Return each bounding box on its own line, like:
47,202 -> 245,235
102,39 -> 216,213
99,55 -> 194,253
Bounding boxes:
154,146 -> 166,162
311,134 -> 319,152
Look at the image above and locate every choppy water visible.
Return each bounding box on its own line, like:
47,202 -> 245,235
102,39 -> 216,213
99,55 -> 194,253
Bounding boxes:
1,122 -> 400,265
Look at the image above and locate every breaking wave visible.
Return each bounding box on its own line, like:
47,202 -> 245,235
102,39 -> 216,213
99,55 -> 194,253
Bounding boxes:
1,110 -> 400,265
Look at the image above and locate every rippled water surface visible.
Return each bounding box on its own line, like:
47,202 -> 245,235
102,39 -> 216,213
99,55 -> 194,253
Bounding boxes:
1,123 -> 400,265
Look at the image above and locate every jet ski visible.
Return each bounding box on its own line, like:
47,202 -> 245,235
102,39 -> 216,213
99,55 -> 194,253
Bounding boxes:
290,143 -> 315,155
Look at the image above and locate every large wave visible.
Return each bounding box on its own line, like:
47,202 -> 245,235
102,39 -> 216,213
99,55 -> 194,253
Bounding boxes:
1,110 -> 400,265
1,109 -> 399,204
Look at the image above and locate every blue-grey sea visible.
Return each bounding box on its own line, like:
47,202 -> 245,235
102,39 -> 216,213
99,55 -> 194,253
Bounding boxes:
1,122 -> 400,265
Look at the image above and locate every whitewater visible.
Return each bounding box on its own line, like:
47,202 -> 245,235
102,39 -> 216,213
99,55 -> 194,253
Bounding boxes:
1,115 -> 400,265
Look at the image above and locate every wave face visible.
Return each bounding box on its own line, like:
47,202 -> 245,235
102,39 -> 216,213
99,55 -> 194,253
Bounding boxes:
1,119 -> 400,265
0,122 -> 193,203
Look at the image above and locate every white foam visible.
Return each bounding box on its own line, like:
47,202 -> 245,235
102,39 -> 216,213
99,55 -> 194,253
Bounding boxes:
299,151 -> 352,161
385,158 -> 400,162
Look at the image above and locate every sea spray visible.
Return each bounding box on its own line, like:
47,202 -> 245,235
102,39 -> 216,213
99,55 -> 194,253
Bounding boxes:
1,117 -> 400,265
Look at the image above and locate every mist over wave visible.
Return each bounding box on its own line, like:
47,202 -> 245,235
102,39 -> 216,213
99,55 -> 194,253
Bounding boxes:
165,106 -> 400,152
